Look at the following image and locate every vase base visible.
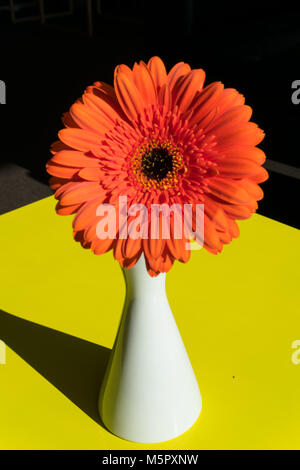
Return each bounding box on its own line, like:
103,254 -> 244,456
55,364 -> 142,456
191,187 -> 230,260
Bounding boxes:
100,400 -> 202,444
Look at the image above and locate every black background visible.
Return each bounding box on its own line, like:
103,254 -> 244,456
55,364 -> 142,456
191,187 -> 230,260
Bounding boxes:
0,0 -> 299,227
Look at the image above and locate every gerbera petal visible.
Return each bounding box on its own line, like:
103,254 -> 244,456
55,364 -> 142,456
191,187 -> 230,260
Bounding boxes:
203,245 -> 218,255
74,230 -> 91,249
217,88 -> 245,115
195,107 -> 218,130
78,167 -> 103,181
218,202 -> 253,220
215,122 -> 265,146
249,166 -> 269,183
54,181 -> 79,199
204,196 -> 229,231
174,69 -> 206,113
238,179 -> 264,200
56,201 -> 82,215
144,252 -> 161,276
205,105 -> 252,134
58,128 -> 101,152
121,250 -> 143,269
62,111 -> 80,128
204,214 -> 222,251
113,236 -> 126,263
49,176 -> 68,190
70,101 -> 112,133
178,245 -> 191,263
50,140 -> 72,154
114,69 -> 145,122
158,83 -> 171,110
72,197 -> 106,231
207,177 -> 251,204
46,162 -> 79,179
84,220 -> 99,244
157,251 -> 175,272
91,237 -> 114,255
219,145 -> 266,164
166,236 -> 181,260
148,237 -> 165,260
146,265 -> 160,277
189,82 -> 224,125
58,182 -> 105,206
50,150 -> 100,168
227,218 -> 240,238
174,238 -> 191,263
83,90 -> 124,125
216,228 -> 232,244
133,61 -> 157,106
217,157 -> 263,178
122,236 -> 142,259
167,62 -> 191,91
73,229 -> 85,243
89,81 -> 116,99
165,215 -> 189,261
114,64 -> 133,81
147,56 -> 167,90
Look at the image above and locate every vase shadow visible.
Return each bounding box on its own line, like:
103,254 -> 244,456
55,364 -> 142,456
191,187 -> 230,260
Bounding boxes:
0,309 -> 111,430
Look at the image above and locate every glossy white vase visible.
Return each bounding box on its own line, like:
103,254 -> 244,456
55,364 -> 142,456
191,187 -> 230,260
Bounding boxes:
98,255 -> 202,443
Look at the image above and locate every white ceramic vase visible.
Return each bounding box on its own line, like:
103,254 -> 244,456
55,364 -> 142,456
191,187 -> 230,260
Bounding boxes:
98,254 -> 202,443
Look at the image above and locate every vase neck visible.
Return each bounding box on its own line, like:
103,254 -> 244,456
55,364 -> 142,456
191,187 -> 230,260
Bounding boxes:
122,254 -> 166,298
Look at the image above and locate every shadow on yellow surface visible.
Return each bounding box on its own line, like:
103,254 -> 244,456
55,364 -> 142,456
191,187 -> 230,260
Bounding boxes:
0,310 -> 111,430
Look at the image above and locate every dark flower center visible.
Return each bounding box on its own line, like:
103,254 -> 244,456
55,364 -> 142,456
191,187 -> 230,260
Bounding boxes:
141,146 -> 173,181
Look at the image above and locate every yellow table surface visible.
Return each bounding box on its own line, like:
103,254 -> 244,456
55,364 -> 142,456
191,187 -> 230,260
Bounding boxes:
0,196 -> 299,450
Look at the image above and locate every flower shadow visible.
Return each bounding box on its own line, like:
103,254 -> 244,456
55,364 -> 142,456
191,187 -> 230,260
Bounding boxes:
0,309 -> 111,429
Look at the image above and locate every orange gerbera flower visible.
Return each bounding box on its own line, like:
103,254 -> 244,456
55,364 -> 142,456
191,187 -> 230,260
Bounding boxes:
47,57 -> 268,276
